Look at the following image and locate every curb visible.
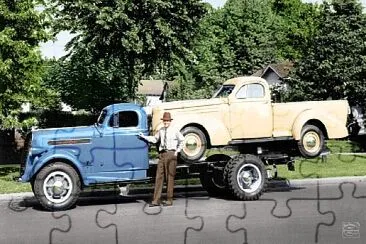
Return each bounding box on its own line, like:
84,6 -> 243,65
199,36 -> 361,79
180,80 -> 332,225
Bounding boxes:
267,175 -> 366,189
1,176 -> 366,201
288,175 -> 366,187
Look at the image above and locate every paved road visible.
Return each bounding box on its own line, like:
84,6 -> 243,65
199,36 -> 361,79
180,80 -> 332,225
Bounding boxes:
1,178 -> 366,244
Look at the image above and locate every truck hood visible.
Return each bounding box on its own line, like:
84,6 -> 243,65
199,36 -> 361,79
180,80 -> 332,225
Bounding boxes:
32,125 -> 96,139
154,98 -> 227,110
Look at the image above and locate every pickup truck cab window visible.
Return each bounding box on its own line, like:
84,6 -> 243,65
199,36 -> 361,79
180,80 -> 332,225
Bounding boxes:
236,83 -> 265,99
212,85 -> 235,98
109,111 -> 139,128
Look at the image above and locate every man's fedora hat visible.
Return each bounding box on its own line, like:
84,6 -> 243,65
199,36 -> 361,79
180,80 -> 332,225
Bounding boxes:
161,112 -> 173,121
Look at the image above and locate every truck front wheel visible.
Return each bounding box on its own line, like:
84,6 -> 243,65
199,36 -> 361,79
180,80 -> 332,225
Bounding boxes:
225,155 -> 266,200
180,127 -> 207,163
33,162 -> 81,211
298,125 -> 325,158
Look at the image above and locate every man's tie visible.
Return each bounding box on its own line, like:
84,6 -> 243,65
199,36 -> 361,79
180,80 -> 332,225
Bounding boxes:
163,128 -> 167,150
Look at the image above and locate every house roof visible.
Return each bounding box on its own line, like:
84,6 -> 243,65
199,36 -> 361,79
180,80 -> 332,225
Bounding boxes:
138,80 -> 167,96
252,61 -> 294,79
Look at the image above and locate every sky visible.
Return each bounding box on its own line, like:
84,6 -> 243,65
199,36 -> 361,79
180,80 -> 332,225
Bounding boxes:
39,0 -> 366,59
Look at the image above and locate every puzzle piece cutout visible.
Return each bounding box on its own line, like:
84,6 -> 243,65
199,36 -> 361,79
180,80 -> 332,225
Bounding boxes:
227,187 -> 334,244
184,197 -> 247,244
48,204 -> 117,244
5,194 -> 135,244
4,197 -> 71,244
95,199 -> 205,244
317,181 -> 366,243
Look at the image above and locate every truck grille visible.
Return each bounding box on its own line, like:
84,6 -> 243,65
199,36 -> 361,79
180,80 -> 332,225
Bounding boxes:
20,132 -> 32,177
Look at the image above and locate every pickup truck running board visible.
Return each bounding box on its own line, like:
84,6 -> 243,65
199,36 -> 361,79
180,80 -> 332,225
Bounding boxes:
229,136 -> 293,145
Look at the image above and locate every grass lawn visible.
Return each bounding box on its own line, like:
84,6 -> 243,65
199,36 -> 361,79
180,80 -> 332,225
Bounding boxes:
277,154 -> 366,179
0,165 -> 31,194
1,139 -> 365,194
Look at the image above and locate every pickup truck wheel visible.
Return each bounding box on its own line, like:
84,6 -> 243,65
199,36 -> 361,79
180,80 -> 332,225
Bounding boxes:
180,127 -> 207,163
298,125 -> 325,158
199,154 -> 231,196
33,162 -> 81,211
225,155 -> 266,200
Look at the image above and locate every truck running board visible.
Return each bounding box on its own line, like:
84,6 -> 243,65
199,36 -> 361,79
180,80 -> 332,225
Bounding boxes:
229,136 -> 293,145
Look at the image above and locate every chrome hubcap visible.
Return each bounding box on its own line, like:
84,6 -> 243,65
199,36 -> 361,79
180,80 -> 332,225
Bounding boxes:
241,171 -> 252,185
303,132 -> 320,153
43,171 -> 73,204
237,164 -> 262,193
183,133 -> 202,157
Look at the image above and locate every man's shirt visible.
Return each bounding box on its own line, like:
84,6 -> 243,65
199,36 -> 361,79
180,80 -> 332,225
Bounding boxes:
142,126 -> 184,153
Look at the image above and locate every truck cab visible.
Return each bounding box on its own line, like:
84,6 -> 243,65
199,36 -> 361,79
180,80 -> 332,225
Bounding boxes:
215,76 -> 273,139
19,103 -> 150,210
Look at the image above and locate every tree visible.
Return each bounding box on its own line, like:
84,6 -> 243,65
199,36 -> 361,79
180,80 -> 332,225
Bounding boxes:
169,0 -> 283,100
215,0 -> 279,75
0,0 -> 55,129
272,0 -> 321,60
288,0 -> 366,107
44,55 -> 132,113
45,0 -> 207,111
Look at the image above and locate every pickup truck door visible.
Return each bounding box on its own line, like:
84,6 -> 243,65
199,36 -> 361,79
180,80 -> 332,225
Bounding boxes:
229,83 -> 273,139
89,110 -> 149,181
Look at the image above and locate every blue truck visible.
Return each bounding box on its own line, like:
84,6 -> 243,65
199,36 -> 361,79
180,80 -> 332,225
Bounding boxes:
18,103 -> 279,211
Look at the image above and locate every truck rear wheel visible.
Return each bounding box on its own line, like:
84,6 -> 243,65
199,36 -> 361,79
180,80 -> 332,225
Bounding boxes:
199,154 -> 231,196
180,126 -> 207,163
298,125 -> 325,158
225,154 -> 266,200
33,162 -> 81,211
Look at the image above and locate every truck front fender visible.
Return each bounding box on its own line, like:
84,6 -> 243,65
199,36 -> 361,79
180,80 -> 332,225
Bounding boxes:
22,149 -> 85,184
292,110 -> 348,140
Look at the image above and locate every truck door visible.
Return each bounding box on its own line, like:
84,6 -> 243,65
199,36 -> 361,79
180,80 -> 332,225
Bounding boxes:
90,110 -> 149,181
229,83 -> 273,139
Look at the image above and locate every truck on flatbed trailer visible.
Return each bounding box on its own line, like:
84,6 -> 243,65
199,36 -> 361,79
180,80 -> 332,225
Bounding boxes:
18,103 -> 292,211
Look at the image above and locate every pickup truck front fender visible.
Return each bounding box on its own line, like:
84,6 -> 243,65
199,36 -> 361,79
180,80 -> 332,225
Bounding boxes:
175,118 -> 232,146
22,149 -> 85,183
292,110 -> 348,140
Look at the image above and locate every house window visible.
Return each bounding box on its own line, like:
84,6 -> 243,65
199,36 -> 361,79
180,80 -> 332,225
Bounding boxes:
109,111 -> 139,128
236,83 -> 265,99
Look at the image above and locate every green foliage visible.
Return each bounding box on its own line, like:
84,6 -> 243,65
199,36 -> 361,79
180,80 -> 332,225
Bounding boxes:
0,0 -> 55,129
287,0 -> 366,107
45,0 -> 207,111
20,110 -> 97,128
208,0 -> 279,76
272,0 -> 321,60
44,56 -> 134,113
169,0 -> 286,100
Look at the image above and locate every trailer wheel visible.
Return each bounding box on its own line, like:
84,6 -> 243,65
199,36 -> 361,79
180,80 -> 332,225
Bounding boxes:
199,154 -> 231,196
298,125 -> 325,158
225,155 -> 266,200
33,162 -> 81,211
180,126 -> 207,163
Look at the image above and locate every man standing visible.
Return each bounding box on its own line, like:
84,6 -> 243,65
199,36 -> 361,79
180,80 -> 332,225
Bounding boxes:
139,112 -> 184,207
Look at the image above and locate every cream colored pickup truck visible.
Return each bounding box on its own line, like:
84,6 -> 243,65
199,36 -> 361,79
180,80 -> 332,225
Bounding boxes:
152,76 -> 349,163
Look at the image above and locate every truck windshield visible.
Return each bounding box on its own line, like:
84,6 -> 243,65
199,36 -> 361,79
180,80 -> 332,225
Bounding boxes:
97,109 -> 107,125
212,85 -> 235,98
